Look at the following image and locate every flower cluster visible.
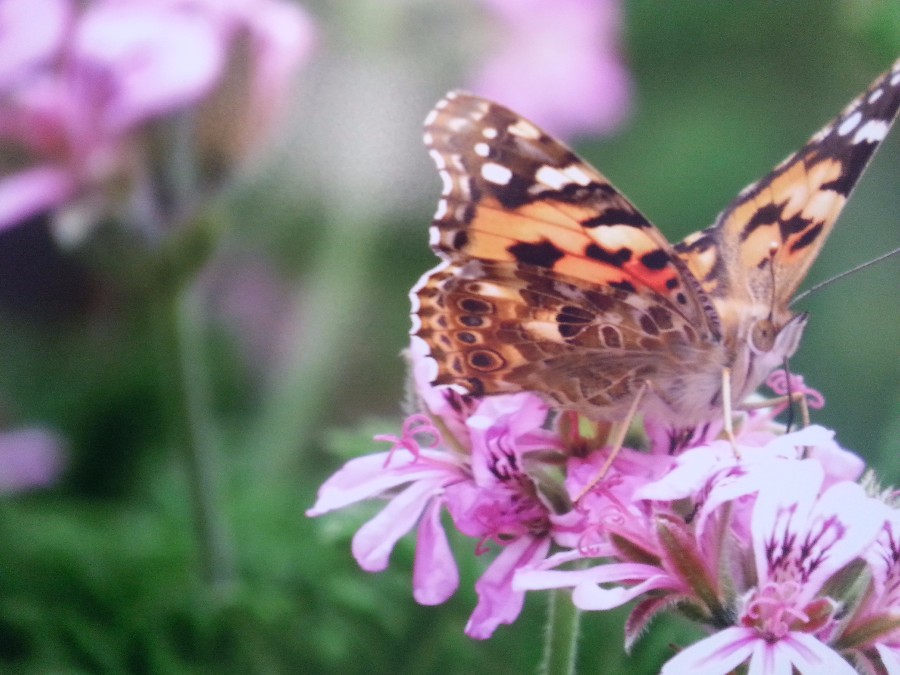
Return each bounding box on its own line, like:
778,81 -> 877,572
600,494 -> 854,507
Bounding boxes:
471,0 -> 631,139
0,0 -> 315,238
309,343 -> 899,672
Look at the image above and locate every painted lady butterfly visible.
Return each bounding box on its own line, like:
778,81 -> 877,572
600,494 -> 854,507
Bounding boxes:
411,60 -> 900,435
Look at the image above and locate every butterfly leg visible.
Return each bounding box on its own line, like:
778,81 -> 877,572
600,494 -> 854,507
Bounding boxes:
721,368 -> 742,459
573,381 -> 649,504
740,391 -> 812,427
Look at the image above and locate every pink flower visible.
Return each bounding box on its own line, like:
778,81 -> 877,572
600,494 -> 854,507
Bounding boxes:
307,389 -> 563,639
313,337 -> 891,667
0,0 -> 316,234
659,460 -> 885,675
470,0 -> 631,140
0,428 -> 66,493
0,0 -> 70,89
837,509 -> 900,672
515,422 -> 882,667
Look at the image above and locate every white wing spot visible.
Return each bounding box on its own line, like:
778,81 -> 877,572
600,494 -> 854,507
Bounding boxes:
428,149 -> 446,170
482,127 -> 498,139
852,119 -> 889,144
481,162 -> 513,185
448,117 -> 468,132
423,110 -> 439,127
891,73 -> 900,86
535,165 -> 571,190
434,199 -> 448,220
474,142 -> 491,157
868,88 -> 883,104
422,131 -> 433,145
508,119 -> 541,139
563,164 -> 592,186
439,169 -> 453,195
837,111 -> 862,136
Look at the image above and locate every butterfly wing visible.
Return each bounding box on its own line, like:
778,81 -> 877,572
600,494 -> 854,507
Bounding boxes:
413,259 -> 721,417
412,92 -> 723,419
676,59 -> 900,314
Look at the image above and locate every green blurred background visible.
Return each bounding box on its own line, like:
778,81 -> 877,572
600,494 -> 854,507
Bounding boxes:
0,1 -> 897,673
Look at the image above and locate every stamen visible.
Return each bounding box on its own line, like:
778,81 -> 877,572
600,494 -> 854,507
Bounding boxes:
375,413 -> 442,467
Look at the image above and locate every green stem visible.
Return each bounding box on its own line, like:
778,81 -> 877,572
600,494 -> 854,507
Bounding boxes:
250,214 -> 380,475
539,589 -> 582,675
156,282 -> 235,593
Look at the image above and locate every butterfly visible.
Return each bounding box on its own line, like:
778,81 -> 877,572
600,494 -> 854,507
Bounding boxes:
410,60 -> 900,436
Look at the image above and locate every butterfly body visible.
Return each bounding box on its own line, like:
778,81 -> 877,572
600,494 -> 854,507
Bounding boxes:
411,61 -> 900,429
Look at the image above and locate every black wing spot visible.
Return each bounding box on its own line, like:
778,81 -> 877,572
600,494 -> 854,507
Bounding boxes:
556,305 -> 595,324
740,203 -> 783,241
639,314 -> 660,336
508,239 -> 565,268
585,244 -> 632,267
458,298 -> 493,314
582,208 -> 649,229
468,349 -> 506,372
452,230 -> 469,249
640,249 -> 670,270
789,222 -> 824,253
610,280 -> 636,293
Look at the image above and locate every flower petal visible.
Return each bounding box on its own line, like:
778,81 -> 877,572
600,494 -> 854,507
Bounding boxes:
775,633 -> 857,675
573,574 -> 680,611
0,428 -> 66,492
660,626 -> 757,675
351,479 -> 443,572
465,535 -> 550,639
413,499 -> 459,605
75,3 -> 225,131
514,561 -> 660,592
875,643 -> 900,674
0,0 -> 69,89
0,166 -> 75,230
305,450 -> 457,516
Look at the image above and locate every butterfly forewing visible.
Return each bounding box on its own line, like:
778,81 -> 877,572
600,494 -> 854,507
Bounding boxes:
676,58 -> 900,310
422,92 -> 716,334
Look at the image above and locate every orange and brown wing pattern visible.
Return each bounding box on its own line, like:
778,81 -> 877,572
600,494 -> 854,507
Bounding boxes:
412,260 -> 721,419
411,91 -> 725,404
421,91 -> 717,337
677,58 -> 900,307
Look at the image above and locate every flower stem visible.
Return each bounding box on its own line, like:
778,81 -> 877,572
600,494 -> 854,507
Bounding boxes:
156,282 -> 235,594
250,213 -> 380,475
540,589 -> 582,675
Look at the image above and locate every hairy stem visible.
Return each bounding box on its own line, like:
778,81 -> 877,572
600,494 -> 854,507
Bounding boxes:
539,589 -> 582,675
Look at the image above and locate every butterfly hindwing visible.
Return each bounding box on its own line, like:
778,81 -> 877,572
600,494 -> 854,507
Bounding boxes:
413,259 -> 718,417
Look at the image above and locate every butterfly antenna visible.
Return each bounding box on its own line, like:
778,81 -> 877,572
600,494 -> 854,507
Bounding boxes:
791,247 -> 900,306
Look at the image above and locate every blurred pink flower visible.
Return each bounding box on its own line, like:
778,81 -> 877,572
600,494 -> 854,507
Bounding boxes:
0,428 -> 65,493
0,0 -> 316,234
0,0 -> 70,89
471,0 -> 631,139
